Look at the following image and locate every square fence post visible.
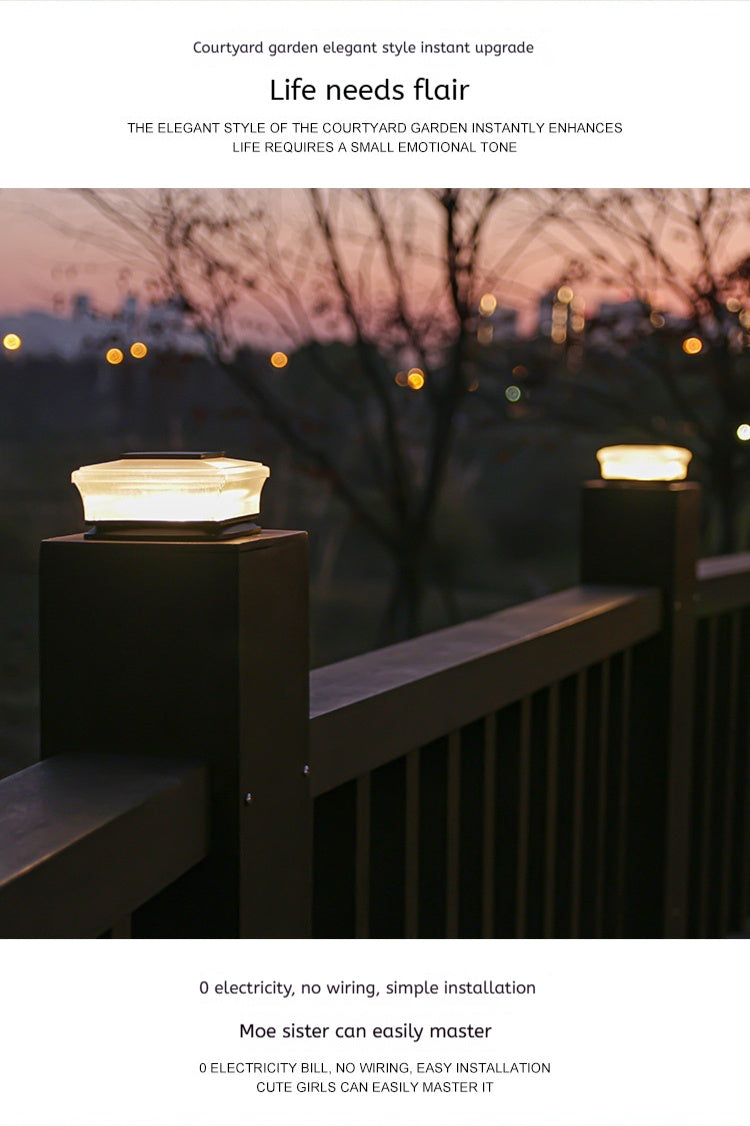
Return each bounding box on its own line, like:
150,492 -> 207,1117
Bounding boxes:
581,481 -> 700,937
39,530 -> 312,938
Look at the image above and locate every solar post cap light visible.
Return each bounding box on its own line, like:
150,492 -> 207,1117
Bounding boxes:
71,452 -> 270,539
595,445 -> 692,483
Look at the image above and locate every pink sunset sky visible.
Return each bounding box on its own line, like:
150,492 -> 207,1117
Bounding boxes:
2,189 -> 749,345
0,190 -> 153,314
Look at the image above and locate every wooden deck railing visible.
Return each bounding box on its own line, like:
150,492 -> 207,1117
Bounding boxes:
689,554 -> 750,937
0,752 -> 209,937
310,586 -> 662,938
0,481 -> 748,938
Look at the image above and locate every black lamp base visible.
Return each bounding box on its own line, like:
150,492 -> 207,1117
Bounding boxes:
83,517 -> 262,541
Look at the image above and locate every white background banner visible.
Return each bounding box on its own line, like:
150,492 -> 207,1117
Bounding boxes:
1,3 -> 749,1125
1,938 -> 748,1126
1,1 -> 747,187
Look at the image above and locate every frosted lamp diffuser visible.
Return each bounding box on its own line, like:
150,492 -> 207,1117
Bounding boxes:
72,456 -> 270,524
596,445 -> 692,482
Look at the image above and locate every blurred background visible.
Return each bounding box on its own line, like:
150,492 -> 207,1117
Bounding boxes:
2,187 -> 750,776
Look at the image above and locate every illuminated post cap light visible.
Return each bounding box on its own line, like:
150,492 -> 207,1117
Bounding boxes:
71,452 -> 270,539
596,445 -> 692,483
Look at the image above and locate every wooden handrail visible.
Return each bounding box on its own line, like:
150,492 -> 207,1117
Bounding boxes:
0,751 -> 209,938
696,553 -> 750,616
309,584 -> 661,796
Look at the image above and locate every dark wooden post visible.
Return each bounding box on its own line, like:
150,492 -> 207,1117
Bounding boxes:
39,530 -> 312,938
580,480 -> 700,937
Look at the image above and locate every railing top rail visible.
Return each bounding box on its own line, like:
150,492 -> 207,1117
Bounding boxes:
696,553 -> 750,617
310,584 -> 661,796
0,751 -> 209,938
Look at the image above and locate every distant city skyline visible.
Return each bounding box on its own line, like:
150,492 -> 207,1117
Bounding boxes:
0,292 -> 210,361
0,284 -> 700,366
0,190 -> 150,313
2,188 -> 749,352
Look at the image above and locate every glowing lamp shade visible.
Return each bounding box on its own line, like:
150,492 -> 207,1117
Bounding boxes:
596,445 -> 692,483
71,452 -> 270,538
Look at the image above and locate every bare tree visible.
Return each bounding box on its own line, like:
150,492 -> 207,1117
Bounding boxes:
77,188 -> 545,639
523,189 -> 750,551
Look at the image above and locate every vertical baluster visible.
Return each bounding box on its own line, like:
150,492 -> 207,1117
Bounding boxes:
355,775 -> 371,938
494,704 -> 522,936
543,682 -> 560,938
698,616 -> 718,937
454,716 -> 484,936
569,671 -> 587,937
595,659 -> 611,937
741,609 -> 750,930
515,697 -> 532,938
313,783 -> 356,937
743,774 -> 750,932
482,713 -> 497,938
719,612 -> 741,934
615,649 -> 632,938
452,720 -> 481,932
369,759 -> 406,936
445,731 -> 461,938
405,749 -> 420,938
418,737 -> 449,936
553,676 -> 576,936
457,721 -> 485,936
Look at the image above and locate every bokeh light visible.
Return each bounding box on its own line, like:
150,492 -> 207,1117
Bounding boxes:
478,293 -> 497,317
505,385 -> 522,402
270,351 -> 289,369
682,337 -> 703,355
557,285 -> 574,304
2,332 -> 22,351
407,368 -> 425,390
105,348 -> 124,365
130,341 -> 148,359
737,423 -> 750,442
